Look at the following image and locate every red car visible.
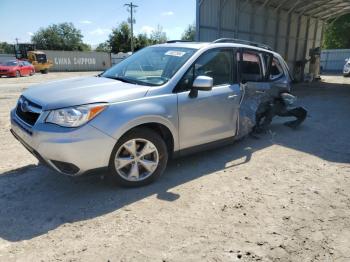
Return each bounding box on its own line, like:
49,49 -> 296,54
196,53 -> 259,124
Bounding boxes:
0,60 -> 35,77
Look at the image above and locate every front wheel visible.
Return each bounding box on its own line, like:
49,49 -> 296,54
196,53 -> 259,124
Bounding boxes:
15,70 -> 21,78
40,69 -> 48,74
109,128 -> 168,187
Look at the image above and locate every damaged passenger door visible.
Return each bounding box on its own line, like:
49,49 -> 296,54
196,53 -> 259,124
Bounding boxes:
236,48 -> 274,137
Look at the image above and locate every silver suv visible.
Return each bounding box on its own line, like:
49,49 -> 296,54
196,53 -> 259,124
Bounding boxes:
10,39 -> 291,186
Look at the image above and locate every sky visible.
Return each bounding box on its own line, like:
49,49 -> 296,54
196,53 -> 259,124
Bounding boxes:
0,0 -> 196,47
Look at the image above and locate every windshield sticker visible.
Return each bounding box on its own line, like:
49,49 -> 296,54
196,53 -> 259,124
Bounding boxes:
165,50 -> 186,57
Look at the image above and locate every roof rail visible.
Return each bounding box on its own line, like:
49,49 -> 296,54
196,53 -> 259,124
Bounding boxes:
213,38 -> 272,51
166,40 -> 192,43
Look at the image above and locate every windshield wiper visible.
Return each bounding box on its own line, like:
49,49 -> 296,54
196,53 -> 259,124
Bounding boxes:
103,76 -> 138,84
101,75 -> 160,86
96,71 -> 105,77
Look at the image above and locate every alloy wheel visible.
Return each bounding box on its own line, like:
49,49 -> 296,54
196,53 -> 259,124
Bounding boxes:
114,138 -> 159,181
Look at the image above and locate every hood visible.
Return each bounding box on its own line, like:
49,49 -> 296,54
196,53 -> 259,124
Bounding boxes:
22,76 -> 150,110
0,65 -> 16,70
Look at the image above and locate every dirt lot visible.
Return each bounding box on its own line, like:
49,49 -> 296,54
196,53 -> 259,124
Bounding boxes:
0,72 -> 349,262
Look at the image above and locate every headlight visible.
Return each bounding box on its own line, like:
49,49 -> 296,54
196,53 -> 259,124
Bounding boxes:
46,103 -> 107,127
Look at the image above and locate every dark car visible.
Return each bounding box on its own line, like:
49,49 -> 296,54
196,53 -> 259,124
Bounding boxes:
0,60 -> 35,77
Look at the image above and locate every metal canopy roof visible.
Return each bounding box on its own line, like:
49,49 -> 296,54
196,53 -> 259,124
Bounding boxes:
254,0 -> 350,20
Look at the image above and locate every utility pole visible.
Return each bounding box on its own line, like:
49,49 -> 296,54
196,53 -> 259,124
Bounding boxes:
15,38 -> 19,45
124,2 -> 138,52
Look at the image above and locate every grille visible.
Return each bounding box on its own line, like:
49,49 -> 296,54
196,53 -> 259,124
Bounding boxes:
16,97 -> 42,126
0,69 -> 8,72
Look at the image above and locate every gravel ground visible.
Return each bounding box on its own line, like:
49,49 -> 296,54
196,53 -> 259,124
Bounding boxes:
0,72 -> 349,262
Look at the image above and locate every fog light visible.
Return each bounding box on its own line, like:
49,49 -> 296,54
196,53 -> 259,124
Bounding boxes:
50,160 -> 80,175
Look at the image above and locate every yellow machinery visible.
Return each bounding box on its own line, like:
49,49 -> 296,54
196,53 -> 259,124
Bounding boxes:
14,44 -> 53,74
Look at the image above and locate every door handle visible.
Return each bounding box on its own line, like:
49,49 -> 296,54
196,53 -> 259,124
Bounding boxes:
227,94 -> 238,99
255,90 -> 265,94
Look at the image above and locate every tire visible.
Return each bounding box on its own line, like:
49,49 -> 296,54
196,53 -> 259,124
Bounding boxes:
40,69 -> 48,74
109,128 -> 168,187
15,70 -> 21,78
30,70 -> 35,76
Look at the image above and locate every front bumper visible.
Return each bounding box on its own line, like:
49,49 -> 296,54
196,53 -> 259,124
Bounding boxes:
10,109 -> 116,176
0,71 -> 15,77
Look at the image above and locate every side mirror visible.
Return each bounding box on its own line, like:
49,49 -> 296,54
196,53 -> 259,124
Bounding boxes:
192,76 -> 213,91
345,58 -> 349,62
189,76 -> 213,98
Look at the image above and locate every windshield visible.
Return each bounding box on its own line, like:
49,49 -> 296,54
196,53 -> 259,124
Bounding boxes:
35,53 -> 47,63
2,61 -> 18,66
101,46 -> 196,86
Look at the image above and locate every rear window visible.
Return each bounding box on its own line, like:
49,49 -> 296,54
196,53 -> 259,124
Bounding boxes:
238,52 -> 263,82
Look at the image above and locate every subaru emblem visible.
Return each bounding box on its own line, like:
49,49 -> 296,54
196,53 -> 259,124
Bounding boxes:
21,100 -> 30,113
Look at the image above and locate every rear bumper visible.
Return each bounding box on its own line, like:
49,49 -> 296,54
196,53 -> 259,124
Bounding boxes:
10,109 -> 116,176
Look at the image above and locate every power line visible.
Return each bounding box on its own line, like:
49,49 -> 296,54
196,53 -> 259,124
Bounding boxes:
124,2 -> 138,52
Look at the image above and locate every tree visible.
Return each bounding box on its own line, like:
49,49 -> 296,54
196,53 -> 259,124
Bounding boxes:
181,23 -> 196,41
95,42 -> 111,52
103,22 -> 168,53
323,14 -> 350,49
0,42 -> 14,54
108,22 -> 131,53
80,43 -> 91,51
135,33 -> 150,51
150,25 -> 168,44
31,22 -> 90,51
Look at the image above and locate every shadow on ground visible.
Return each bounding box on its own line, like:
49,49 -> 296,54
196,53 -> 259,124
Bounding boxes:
0,81 -> 349,242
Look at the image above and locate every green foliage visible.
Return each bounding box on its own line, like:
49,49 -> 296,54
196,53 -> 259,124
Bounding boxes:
95,42 -> 111,52
323,14 -> 350,49
79,43 -> 92,51
150,25 -> 168,44
108,22 -> 131,53
0,42 -> 14,54
181,23 -> 196,41
31,23 -> 90,51
135,33 -> 150,51
106,22 -> 159,53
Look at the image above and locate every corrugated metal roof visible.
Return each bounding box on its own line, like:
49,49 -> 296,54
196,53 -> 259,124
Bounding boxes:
254,0 -> 350,20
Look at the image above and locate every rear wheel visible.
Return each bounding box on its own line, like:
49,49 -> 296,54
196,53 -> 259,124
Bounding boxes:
109,128 -> 168,187
29,69 -> 35,76
40,69 -> 48,74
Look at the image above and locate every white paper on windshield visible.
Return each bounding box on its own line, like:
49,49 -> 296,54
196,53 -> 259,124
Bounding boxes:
165,50 -> 186,57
